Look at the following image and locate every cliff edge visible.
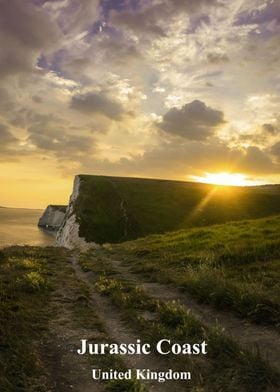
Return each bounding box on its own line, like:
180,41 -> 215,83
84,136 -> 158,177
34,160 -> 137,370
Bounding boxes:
55,176 -> 98,250
38,205 -> 66,231
40,174 -> 280,250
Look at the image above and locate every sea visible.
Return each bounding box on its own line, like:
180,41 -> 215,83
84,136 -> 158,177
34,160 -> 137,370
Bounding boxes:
0,207 -> 55,248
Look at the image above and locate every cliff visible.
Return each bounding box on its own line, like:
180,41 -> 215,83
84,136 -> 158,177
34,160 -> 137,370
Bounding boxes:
38,205 -> 66,231
38,174 -> 280,250
55,176 -> 99,250
55,174 -> 280,250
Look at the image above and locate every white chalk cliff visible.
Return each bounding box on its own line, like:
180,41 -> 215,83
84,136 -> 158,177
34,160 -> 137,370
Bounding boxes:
55,175 -> 98,250
38,205 -> 66,231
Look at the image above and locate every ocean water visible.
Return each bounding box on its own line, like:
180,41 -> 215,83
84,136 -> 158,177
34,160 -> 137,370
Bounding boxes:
0,208 -> 55,248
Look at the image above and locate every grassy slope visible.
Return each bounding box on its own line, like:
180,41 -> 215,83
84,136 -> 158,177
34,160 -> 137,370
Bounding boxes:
105,214 -> 280,327
0,247 -> 143,392
94,275 -> 279,392
2,246 -> 279,392
0,247 -> 59,390
75,175 -> 280,243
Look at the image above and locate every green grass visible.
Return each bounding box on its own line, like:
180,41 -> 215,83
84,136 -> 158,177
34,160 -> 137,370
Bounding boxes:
74,175 -> 280,243
94,275 -> 280,392
0,247 -> 57,391
103,215 -> 280,327
0,246 -> 145,392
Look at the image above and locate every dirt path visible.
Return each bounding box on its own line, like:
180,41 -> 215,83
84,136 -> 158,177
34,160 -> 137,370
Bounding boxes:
71,255 -> 186,392
96,253 -> 280,372
40,309 -> 103,392
40,259 -> 105,392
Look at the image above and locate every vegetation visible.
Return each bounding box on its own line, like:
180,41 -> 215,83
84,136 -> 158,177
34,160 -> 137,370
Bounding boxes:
94,275 -> 279,391
75,175 -> 280,243
3,177 -> 280,391
104,215 -> 280,327
0,246 -> 143,391
0,247 -> 55,391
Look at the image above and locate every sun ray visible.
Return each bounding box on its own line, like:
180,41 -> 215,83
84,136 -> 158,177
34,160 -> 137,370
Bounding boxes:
192,172 -> 258,187
187,186 -> 218,221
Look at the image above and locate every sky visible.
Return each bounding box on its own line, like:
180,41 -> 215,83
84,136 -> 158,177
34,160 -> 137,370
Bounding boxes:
0,0 -> 279,208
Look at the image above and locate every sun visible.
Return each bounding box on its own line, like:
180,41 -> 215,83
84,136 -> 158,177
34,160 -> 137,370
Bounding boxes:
192,172 -> 252,187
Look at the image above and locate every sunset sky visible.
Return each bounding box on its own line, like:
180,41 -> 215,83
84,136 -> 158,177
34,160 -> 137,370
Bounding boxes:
0,0 -> 280,208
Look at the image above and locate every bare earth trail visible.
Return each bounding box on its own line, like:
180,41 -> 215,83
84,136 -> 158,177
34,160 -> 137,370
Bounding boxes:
38,259 -> 105,392
71,255 -> 186,392
92,250 -> 280,373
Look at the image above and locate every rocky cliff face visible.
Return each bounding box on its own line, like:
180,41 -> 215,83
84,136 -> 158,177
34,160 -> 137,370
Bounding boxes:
41,174 -> 280,250
38,205 -> 66,231
55,176 -> 98,250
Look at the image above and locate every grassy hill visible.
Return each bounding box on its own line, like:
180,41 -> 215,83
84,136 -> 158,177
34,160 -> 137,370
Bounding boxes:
103,214 -> 280,327
77,214 -> 280,390
2,207 -> 280,390
75,175 -> 280,244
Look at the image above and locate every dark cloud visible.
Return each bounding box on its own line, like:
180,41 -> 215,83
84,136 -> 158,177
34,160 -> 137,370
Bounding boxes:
0,123 -> 20,161
32,95 -> 43,104
240,146 -> 276,173
0,124 -> 17,145
68,139 -> 238,179
168,0 -> 221,13
71,92 -> 125,120
62,36 -> 144,78
158,100 -> 225,140
270,142 -> 280,160
27,114 -> 95,159
110,7 -> 166,37
0,0 -> 60,77
32,0 -> 61,6
76,139 -> 279,180
262,123 -> 277,135
29,131 -> 94,155
98,37 -> 143,65
53,0 -> 99,36
110,0 -> 221,37
0,87 -> 15,113
207,52 -> 229,64
235,1 -> 280,27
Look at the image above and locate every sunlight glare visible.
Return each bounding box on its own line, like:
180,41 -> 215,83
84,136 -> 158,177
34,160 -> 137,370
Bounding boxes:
192,172 -> 253,187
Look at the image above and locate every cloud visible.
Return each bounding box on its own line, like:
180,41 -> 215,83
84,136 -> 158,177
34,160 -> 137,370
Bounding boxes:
270,142 -> 280,161
71,91 -> 125,120
1,0 -> 280,189
109,0 -> 221,37
207,52 -> 229,64
168,0 -> 221,13
0,0 -> 61,78
241,146 -> 276,173
0,123 -> 21,161
29,131 -> 94,155
32,95 -> 43,104
73,137 -> 279,181
0,124 -> 17,145
235,1 -> 280,27
262,123 -> 277,135
158,100 -> 225,140
110,7 -> 166,37
27,114 -> 95,160
50,0 -> 99,36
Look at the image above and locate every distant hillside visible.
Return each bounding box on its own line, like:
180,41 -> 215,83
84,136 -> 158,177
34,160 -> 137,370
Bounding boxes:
70,175 -> 280,244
